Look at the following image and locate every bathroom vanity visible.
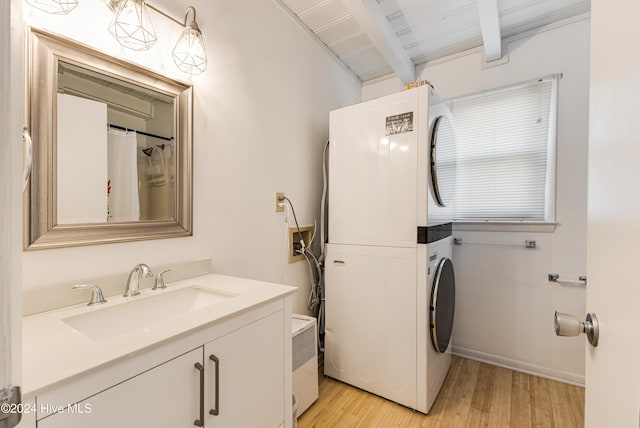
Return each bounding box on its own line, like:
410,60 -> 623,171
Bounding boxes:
19,274 -> 296,428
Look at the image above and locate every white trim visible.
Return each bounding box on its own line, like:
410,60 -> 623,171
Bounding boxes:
452,345 -> 585,387
1,0 -> 24,390
545,75 -> 559,223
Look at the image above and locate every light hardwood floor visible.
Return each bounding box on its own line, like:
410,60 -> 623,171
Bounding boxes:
297,356 -> 584,427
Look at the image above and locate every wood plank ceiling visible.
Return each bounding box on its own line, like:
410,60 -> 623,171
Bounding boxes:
277,0 -> 591,83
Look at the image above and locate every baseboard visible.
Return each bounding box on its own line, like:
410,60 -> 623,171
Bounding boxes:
451,345 -> 585,387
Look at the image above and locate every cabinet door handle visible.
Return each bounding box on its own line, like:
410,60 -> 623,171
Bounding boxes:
209,354 -> 220,416
194,362 -> 205,426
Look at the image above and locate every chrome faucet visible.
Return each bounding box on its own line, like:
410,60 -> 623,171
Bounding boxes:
124,263 -> 153,297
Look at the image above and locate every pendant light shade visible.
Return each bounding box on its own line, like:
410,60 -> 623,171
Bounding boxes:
25,0 -> 78,14
172,7 -> 207,75
109,0 -> 157,51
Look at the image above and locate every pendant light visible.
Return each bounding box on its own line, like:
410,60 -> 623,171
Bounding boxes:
25,0 -> 78,14
172,7 -> 207,75
109,0 -> 157,51
31,0 -> 208,75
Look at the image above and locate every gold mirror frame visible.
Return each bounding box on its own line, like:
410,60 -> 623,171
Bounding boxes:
24,28 -> 193,250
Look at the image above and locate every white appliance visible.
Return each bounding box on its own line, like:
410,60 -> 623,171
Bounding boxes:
324,85 -> 456,413
292,314 -> 318,416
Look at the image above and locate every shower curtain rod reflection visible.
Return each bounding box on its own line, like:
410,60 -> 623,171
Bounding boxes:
108,124 -> 173,142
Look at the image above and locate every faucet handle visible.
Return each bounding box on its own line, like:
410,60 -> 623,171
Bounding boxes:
153,269 -> 173,290
72,284 -> 107,306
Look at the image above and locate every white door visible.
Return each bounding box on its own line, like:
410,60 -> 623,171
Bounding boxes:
0,1 -> 24,427
586,1 -> 640,426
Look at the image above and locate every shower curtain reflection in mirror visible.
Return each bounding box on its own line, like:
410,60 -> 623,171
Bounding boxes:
107,129 -> 140,222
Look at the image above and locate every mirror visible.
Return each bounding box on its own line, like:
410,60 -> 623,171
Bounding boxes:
25,29 -> 193,249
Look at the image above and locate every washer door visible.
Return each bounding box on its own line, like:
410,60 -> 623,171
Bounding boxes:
430,257 -> 455,353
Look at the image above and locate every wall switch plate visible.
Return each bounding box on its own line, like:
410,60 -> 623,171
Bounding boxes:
275,192 -> 284,212
289,226 -> 314,263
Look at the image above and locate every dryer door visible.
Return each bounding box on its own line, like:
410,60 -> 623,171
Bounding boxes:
430,257 -> 455,353
429,115 -> 456,207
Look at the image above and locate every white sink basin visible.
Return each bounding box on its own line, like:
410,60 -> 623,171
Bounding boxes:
63,286 -> 237,341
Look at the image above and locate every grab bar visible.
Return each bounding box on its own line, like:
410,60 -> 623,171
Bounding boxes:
453,237 -> 536,249
548,273 -> 587,286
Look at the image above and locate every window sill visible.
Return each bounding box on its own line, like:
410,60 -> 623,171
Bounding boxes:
452,221 -> 558,233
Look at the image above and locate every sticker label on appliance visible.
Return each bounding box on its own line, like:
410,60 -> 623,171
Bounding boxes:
385,112 -> 414,135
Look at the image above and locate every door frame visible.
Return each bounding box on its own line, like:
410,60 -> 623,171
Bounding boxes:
0,0 -> 24,406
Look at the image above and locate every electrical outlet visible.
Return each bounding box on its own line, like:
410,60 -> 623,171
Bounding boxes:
289,226 -> 314,263
275,192 -> 284,212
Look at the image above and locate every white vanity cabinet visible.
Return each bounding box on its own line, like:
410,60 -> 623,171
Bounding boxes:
26,294 -> 292,428
38,348 -> 202,428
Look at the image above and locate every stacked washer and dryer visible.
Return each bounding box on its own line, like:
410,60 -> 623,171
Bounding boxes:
324,84 -> 457,413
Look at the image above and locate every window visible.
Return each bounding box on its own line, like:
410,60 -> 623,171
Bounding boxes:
436,76 -> 558,223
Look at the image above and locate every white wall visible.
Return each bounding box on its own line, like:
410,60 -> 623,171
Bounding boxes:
21,0 -> 361,315
365,18 -> 590,384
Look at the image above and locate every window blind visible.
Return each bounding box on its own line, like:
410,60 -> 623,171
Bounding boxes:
438,76 -> 558,222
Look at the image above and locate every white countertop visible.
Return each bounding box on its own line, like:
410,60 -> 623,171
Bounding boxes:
22,273 -> 296,396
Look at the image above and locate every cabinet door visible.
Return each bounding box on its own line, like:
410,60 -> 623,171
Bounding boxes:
38,348 -> 202,428
205,311 -> 284,428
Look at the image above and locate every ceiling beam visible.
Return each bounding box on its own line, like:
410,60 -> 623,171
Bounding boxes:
343,0 -> 415,84
476,0 -> 502,62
